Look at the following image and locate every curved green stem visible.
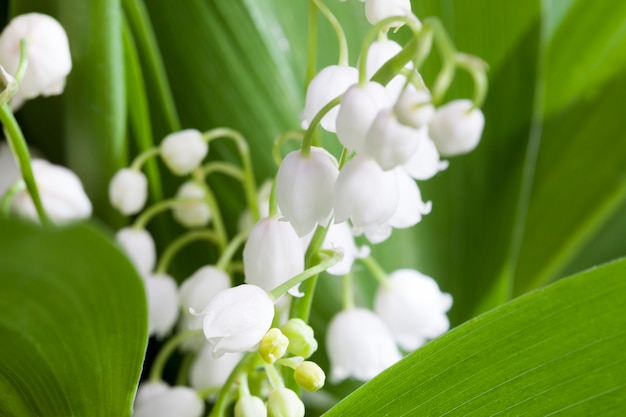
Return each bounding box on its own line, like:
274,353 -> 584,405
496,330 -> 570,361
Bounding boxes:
201,161 -> 244,181
130,147 -> 160,171
342,273 -> 355,310
426,17 -> 459,104
14,39 -> 28,86
155,229 -> 221,274
209,352 -> 256,417
273,131 -> 303,166
192,170 -> 228,249
0,180 -> 25,217
301,95 -> 341,156
456,52 -> 489,108
360,256 -> 391,288
306,0 -> 318,88
265,363 -> 285,389
216,230 -> 249,271
311,0 -> 349,66
149,330 -> 201,382
132,197 -> 197,230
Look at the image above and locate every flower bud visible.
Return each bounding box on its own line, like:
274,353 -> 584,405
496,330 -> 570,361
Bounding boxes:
115,227 -> 155,277
301,65 -> 359,133
160,129 -> 208,176
10,159 -> 92,223
429,99 -> 485,157
134,382 -> 204,417
394,88 -> 435,129
198,284 -> 274,357
276,147 -> 339,236
172,181 -> 211,228
259,328 -> 289,364
280,319 -> 318,359
294,361 -> 325,392
189,344 -> 242,393
179,266 -> 231,316
266,388 -> 305,417
109,168 -> 148,215
146,274 -> 180,338
365,0 -> 413,29
363,109 -> 422,170
235,395 -> 267,417
0,13 -> 72,109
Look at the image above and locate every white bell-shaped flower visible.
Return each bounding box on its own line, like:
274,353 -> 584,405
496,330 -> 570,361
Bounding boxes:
189,344 -> 242,393
10,159 -> 91,223
320,222 -> 370,276
235,395 -> 267,417
365,0 -> 413,29
146,274 -> 179,338
115,227 -> 155,278
363,109 -> 422,170
335,81 -> 391,153
326,308 -> 401,382
301,65 -> 359,133
266,388 -> 305,417
172,181 -> 211,228
276,147 -> 339,237
363,39 -> 413,100
388,169 -> 432,229
134,382 -> 204,417
0,13 -> 71,109
374,269 -> 452,351
179,266 -> 231,317
394,87 -> 435,129
429,99 -> 485,157
198,284 -> 274,357
334,156 -> 398,235
109,168 -> 147,215
160,129 -> 208,176
243,217 -> 304,296
401,133 -> 448,181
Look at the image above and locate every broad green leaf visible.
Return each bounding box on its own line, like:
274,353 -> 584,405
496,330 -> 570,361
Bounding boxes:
0,219 -> 147,416
323,257 -> 626,416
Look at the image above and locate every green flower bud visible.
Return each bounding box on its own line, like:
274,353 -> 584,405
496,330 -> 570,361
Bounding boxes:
259,328 -> 289,364
294,361 -> 325,392
267,387 -> 304,417
235,395 -> 267,417
280,319 -> 318,359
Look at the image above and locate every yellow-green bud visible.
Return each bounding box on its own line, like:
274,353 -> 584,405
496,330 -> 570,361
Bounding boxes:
280,319 -> 318,359
294,361 -> 325,392
235,395 -> 267,417
259,328 -> 289,364
267,387 -> 304,417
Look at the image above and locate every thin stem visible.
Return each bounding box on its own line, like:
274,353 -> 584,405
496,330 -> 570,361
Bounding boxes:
306,0 -> 318,87
155,229 -> 221,274
311,0 -> 349,66
337,147 -> 350,170
209,352 -> 256,417
148,330 -> 201,382
216,230 -> 249,271
14,39 -> 28,86
456,52 -> 489,108
132,197 -> 196,230
273,131 -> 303,166
201,161 -> 245,181
301,95 -> 341,156
130,147 -> 160,171
342,273 -> 355,310
0,180 -> 25,216
193,169 -> 228,249
426,18 -> 459,104
238,372 -> 251,398
360,256 -> 391,288
176,353 -> 195,386
265,363 -> 285,389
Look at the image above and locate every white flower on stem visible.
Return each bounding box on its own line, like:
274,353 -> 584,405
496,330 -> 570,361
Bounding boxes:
335,81 -> 391,153
189,344 -> 242,393
363,109 -> 422,170
11,159 -> 91,223
179,265 -> 231,317
235,395 -> 267,417
267,388 -> 305,417
146,274 -> 179,338
198,284 -> 274,357
0,13 -> 71,109
115,227 -> 155,278
172,181 -> 211,228
276,147 -> 339,237
160,129 -> 208,176
429,99 -> 485,157
326,308 -> 401,382
334,156 -> 398,235
394,88 -> 436,130
243,217 -> 304,296
363,39 -> 413,100
301,65 -> 359,133
401,133 -> 449,181
134,382 -> 204,417
374,269 -> 452,351
109,168 -> 147,215
365,0 -> 413,29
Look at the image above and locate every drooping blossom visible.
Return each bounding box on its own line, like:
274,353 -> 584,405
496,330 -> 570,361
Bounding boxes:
109,168 -> 147,215
133,382 -> 204,417
429,99 -> 485,157
160,129 -> 208,176
115,227 -> 156,277
172,181 -> 211,228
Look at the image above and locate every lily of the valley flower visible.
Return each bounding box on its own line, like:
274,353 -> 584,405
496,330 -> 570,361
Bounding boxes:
115,227 -> 156,277
134,382 -> 204,417
109,168 -> 148,215
276,147 -> 339,237
429,99 -> 485,157
316,221 -> 370,276
394,87 -> 435,130
374,269 -> 452,350
243,217 -> 304,296
301,65 -> 359,133
363,39 -> 413,100
160,129 -> 208,176
365,0 -> 413,29
234,395 -> 267,417
326,307 -> 401,382
0,13 -> 72,109
10,159 -> 92,223
189,345 -> 242,393
172,181 -> 211,228
266,387 -> 305,417
146,274 -> 180,338
178,265 -> 231,317
401,133 -> 449,181
198,284 -> 274,357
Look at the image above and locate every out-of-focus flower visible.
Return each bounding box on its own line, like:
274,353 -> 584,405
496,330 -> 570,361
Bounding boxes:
294,361 -> 325,392
0,13 -> 72,109
363,39 -> 413,100
243,217 -> 304,296
276,147 -> 339,237
301,65 -> 359,133
11,159 -> 91,223
189,344 -> 242,393
326,307 -> 401,382
401,133 -> 448,181
178,265 -> 231,316
394,88 -> 435,130
235,395 -> 267,417
109,168 -> 147,215
115,227 -> 156,277
365,0 -> 413,29
172,181 -> 211,228
133,382 -> 204,417
146,274 -> 179,338
374,269 -> 452,350
266,388 -> 305,417
429,99 -> 485,157
198,284 -> 274,357
160,129 -> 208,176
362,109 -> 421,170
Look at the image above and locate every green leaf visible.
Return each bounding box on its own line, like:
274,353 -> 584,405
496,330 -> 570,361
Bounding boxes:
323,258 -> 626,416
0,219 -> 147,416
